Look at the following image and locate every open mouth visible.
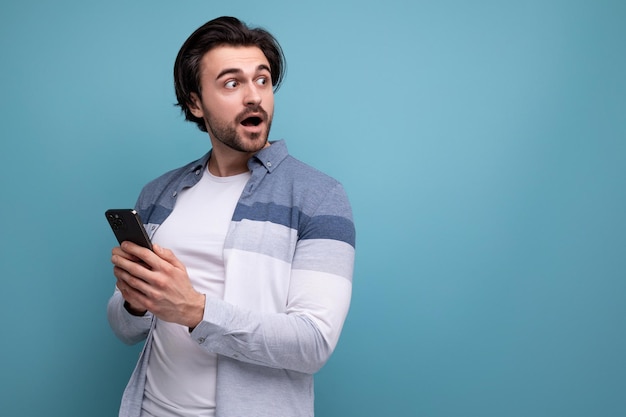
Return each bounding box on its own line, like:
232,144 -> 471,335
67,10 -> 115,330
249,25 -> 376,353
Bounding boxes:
241,116 -> 263,127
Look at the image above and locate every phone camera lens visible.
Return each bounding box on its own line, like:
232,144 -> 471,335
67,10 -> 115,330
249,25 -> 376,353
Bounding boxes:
111,218 -> 124,230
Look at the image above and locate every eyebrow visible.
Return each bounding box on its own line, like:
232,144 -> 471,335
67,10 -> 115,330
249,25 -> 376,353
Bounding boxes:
216,64 -> 271,80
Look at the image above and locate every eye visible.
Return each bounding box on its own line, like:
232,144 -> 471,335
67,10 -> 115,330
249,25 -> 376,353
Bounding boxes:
256,76 -> 269,86
225,80 -> 238,89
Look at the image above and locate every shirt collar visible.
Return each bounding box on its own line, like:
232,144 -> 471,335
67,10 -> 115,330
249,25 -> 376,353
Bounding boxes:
189,139 -> 288,176
248,140 -> 288,173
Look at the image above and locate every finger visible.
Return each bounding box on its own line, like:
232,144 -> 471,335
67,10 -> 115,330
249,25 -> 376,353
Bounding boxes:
112,248 -> 154,281
120,241 -> 156,265
112,245 -> 143,264
117,280 -> 149,312
112,256 -> 143,280
113,265 -> 152,298
153,244 -> 186,270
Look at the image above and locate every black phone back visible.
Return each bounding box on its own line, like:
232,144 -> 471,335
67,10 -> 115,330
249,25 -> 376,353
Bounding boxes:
105,209 -> 153,250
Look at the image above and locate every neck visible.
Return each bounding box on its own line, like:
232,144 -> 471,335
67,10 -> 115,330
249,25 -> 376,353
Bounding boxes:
207,138 -> 271,177
207,151 -> 251,177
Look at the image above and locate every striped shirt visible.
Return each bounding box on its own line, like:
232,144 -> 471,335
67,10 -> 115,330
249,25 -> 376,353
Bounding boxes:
107,140 -> 355,417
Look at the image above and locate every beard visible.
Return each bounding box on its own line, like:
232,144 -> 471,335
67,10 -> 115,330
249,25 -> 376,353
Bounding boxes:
205,106 -> 272,153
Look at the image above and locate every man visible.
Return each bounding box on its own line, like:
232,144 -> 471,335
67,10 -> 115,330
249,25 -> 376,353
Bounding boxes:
107,16 -> 355,417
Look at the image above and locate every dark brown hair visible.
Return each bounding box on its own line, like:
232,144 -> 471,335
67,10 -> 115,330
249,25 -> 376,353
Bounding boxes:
173,16 -> 286,132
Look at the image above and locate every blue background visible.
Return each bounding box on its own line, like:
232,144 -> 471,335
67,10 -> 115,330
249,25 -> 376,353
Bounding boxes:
1,0 -> 624,416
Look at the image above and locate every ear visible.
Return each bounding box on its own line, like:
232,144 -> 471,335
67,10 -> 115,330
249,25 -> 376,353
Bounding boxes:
188,92 -> 205,118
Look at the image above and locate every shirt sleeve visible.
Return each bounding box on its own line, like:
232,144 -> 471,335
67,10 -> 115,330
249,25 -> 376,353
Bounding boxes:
190,182 -> 355,374
107,287 -> 154,345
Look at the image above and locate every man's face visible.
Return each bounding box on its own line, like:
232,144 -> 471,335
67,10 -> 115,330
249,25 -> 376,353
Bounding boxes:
190,46 -> 275,154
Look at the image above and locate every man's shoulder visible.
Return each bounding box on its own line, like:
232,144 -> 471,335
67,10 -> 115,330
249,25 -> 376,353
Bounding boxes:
136,153 -> 208,208
257,140 -> 341,188
146,154 -> 207,188
279,154 -> 340,188
261,153 -> 351,216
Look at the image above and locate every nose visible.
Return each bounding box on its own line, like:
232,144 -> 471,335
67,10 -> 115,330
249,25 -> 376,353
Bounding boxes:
244,83 -> 262,107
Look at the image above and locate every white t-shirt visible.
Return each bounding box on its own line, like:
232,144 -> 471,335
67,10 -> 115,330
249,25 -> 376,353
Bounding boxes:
141,168 -> 250,417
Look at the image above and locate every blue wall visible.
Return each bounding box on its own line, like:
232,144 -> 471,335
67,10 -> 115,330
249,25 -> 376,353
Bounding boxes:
1,1 -> 624,416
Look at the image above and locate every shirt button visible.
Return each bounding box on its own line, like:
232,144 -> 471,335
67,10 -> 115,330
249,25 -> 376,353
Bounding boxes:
198,337 -> 206,343
172,191 -> 177,198
266,161 -> 272,167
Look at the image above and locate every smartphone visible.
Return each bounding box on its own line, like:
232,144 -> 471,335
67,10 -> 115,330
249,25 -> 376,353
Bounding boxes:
105,209 -> 153,250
